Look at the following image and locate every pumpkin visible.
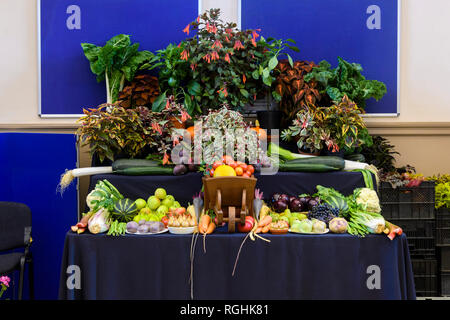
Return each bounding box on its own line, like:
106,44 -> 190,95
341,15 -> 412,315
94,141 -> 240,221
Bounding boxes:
113,198 -> 138,222
250,120 -> 267,141
186,126 -> 195,140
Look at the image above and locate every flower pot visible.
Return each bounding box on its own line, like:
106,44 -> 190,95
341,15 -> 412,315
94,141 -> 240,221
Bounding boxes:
321,148 -> 345,158
298,148 -> 320,156
256,111 -> 281,130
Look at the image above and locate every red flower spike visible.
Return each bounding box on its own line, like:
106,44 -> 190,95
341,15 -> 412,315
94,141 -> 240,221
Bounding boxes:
252,30 -> 260,39
224,53 -> 231,63
183,24 -> 190,35
242,74 -> 246,84
180,49 -> 189,61
233,40 -> 244,50
251,38 -> 257,47
163,152 -> 169,165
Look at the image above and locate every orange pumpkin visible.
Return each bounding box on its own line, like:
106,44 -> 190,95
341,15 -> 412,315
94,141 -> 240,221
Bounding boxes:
186,126 -> 195,139
251,120 -> 267,141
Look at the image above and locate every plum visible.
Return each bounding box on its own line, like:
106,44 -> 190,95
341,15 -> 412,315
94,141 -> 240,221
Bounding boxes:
279,194 -> 290,203
126,221 -> 139,233
149,222 -> 165,233
273,199 -> 288,213
137,224 -> 150,233
289,198 -> 304,212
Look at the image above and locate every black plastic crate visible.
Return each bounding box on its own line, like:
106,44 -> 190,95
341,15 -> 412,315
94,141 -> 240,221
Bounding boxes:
439,247 -> 450,272
379,181 -> 435,220
436,208 -> 450,246
391,219 -> 435,238
441,273 -> 450,296
412,259 -> 438,276
414,275 -> 438,297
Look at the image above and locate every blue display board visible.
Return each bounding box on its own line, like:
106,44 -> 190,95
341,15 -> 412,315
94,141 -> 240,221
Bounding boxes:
39,0 -> 198,116
0,133 -> 77,299
241,0 -> 400,115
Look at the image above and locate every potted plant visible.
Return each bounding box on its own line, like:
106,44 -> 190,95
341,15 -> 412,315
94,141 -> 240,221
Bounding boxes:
272,59 -> 321,128
281,105 -> 329,155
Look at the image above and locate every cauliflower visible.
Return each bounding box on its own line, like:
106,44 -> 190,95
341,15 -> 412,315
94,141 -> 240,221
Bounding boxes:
86,189 -> 104,211
354,188 -> 381,213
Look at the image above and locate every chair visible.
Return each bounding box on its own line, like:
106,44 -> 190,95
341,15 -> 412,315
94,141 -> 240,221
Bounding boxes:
0,202 -> 33,300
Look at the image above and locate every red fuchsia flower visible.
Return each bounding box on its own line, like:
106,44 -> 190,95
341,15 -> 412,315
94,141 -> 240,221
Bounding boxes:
151,122 -> 162,135
242,74 -> 246,84
180,49 -> 189,61
224,35 -> 230,42
252,30 -> 260,39
162,152 -> 170,165
217,87 -> 228,97
233,40 -> 244,50
224,53 -> 231,63
225,28 -> 233,36
202,53 -> 211,63
211,40 -> 223,49
210,51 -> 220,61
177,42 -> 181,48
183,24 -> 190,35
181,110 -> 191,122
251,38 -> 257,47
190,63 -> 197,71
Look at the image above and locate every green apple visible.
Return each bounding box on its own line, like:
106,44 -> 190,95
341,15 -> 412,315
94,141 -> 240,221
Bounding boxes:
139,207 -> 151,215
156,205 -> 169,216
161,197 -> 174,208
154,188 -> 167,200
147,196 -> 161,210
134,198 -> 147,210
172,201 -> 181,208
133,214 -> 142,223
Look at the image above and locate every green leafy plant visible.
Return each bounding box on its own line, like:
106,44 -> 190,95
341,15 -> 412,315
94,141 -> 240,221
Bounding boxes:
157,8 -> 297,115
281,105 -> 329,154
77,98 -> 190,162
304,57 -> 387,109
272,59 -> 321,124
282,96 -> 369,154
360,135 -> 399,173
81,34 -> 154,104
435,182 -> 450,209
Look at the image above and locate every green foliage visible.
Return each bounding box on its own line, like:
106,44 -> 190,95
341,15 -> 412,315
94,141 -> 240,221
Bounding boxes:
304,57 -> 387,109
435,182 -> 450,209
360,135 -> 399,173
81,34 -> 154,103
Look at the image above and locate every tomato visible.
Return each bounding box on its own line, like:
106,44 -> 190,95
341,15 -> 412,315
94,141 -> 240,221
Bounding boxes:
247,165 -> 255,174
242,172 -> 250,178
222,155 -> 234,164
210,169 -> 214,177
235,166 -> 244,176
229,161 -> 237,169
245,170 -> 252,177
237,162 -> 248,171
161,216 -> 169,227
212,160 -> 223,170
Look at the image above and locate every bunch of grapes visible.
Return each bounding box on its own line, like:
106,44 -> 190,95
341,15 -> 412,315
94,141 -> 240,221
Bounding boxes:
309,203 -> 339,224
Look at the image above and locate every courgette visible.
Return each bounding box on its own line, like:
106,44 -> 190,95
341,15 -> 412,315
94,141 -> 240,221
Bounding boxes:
114,166 -> 173,176
112,159 -> 161,171
282,156 -> 345,171
345,153 -> 366,163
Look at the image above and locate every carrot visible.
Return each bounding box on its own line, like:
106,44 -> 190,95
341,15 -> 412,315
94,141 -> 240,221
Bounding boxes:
205,222 -> 216,234
199,214 -> 211,234
258,215 -> 272,227
262,225 -> 270,233
76,212 -> 93,228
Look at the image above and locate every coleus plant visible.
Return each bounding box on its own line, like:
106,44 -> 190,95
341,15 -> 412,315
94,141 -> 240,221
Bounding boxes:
77,97 -> 190,163
81,34 -> 153,104
156,8 -> 297,115
272,59 -> 321,125
304,57 -> 387,109
116,74 -> 160,109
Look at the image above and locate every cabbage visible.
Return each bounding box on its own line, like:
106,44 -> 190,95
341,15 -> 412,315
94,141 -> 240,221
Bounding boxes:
88,208 -> 111,234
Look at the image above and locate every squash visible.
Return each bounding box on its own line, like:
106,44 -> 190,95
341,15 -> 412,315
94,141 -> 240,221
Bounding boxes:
280,156 -> 345,172
251,120 -> 267,141
186,126 -> 195,139
113,198 -> 138,222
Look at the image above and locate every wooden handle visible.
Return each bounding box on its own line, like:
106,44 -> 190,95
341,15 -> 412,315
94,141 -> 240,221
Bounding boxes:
215,189 -> 223,224
228,206 -> 235,233
240,189 -> 247,224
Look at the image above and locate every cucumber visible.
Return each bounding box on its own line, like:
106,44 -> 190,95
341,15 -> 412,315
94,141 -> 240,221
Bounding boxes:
345,153 -> 366,163
112,159 -> 161,171
114,166 -> 173,176
283,156 -> 345,170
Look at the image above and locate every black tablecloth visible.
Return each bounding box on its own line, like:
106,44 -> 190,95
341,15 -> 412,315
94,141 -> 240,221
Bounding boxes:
58,229 -> 416,300
87,171 -> 375,210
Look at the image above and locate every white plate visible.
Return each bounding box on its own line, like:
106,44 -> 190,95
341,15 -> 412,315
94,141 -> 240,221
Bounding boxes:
288,228 -> 330,235
168,226 -> 197,234
126,228 -> 168,235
